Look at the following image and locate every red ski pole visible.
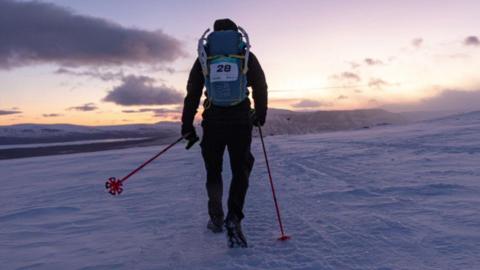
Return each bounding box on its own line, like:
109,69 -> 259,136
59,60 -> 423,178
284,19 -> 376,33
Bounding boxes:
105,134 -> 198,196
258,126 -> 290,241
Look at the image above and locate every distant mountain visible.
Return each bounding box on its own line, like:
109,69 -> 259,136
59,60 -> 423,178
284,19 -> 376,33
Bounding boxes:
398,110 -> 459,122
260,108 -> 408,136
0,122 -> 179,144
0,109 -> 410,145
424,110 -> 480,124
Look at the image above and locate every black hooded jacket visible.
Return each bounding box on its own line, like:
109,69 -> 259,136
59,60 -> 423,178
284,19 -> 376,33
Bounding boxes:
181,52 -> 268,130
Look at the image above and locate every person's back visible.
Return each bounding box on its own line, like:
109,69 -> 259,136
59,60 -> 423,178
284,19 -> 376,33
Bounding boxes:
181,18 -> 268,248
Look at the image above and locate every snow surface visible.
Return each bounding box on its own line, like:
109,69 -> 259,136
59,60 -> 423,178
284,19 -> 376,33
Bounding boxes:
1,113 -> 480,269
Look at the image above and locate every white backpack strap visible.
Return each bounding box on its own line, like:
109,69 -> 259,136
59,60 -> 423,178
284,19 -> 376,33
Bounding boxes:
197,28 -> 210,76
238,26 -> 250,74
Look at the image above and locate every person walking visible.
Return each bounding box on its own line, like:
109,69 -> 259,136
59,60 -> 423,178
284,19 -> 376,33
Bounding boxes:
181,18 -> 268,247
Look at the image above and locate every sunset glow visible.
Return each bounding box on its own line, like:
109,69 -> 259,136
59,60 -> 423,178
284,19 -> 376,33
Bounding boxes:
1,0 -> 479,125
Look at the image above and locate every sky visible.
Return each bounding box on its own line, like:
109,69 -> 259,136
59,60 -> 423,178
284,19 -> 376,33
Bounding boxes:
1,0 -> 480,125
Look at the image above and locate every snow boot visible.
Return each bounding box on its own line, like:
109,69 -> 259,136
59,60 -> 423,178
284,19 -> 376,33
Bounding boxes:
225,216 -> 247,248
207,215 -> 224,233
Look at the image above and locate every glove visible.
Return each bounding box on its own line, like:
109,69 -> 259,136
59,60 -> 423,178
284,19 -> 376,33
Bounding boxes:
249,109 -> 265,127
181,125 -> 199,150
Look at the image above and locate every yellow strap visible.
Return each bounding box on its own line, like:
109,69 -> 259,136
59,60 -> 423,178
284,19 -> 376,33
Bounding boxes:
207,56 -> 220,60
228,54 -> 245,59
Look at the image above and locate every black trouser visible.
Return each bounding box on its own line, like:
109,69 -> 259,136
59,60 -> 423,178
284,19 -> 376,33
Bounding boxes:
201,121 -> 254,222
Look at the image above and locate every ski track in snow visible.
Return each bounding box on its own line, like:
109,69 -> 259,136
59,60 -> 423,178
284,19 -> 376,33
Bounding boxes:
1,115 -> 480,269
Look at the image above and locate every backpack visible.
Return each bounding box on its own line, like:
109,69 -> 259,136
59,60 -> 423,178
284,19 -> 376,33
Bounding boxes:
197,27 -> 251,107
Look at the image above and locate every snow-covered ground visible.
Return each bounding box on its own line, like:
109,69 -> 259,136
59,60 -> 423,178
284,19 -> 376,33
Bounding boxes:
1,112 -> 479,269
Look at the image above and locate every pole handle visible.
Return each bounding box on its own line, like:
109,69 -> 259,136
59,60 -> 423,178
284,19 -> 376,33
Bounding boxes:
185,135 -> 200,150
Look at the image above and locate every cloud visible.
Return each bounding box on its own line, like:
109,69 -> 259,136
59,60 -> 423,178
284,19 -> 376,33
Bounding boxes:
55,68 -> 125,81
341,72 -> 361,81
42,113 -> 63,117
149,65 -> 179,74
150,108 -> 181,117
464,36 -> 480,46
0,109 -> 22,116
364,58 -> 384,66
331,72 -> 361,82
122,107 -> 181,116
67,103 -> 98,112
337,95 -> 348,100
123,108 -> 181,113
368,78 -> 389,89
0,0 -> 185,68
122,107 -> 181,120
369,99 -> 379,104
104,75 -> 183,106
348,61 -> 360,69
292,99 -> 325,108
56,66 -> 179,81
412,38 -> 423,48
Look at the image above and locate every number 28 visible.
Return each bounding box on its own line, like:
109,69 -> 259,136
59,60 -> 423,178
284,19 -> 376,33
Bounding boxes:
216,64 -> 231,72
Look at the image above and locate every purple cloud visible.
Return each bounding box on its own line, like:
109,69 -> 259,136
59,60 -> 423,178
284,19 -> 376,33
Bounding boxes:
42,113 -> 63,117
464,36 -> 480,46
0,109 -> 22,116
122,108 -> 180,113
55,68 -> 125,81
412,38 -> 423,48
331,72 -> 361,82
341,72 -> 361,81
104,75 -> 183,106
122,107 -> 181,116
364,58 -> 384,66
348,61 -> 360,69
0,0 -> 185,68
67,103 -> 98,112
368,78 -> 389,89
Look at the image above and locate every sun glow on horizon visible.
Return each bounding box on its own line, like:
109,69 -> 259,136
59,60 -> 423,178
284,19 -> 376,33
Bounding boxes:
1,0 -> 480,125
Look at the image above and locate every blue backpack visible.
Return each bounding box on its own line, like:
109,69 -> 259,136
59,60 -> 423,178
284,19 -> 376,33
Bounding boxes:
198,27 -> 251,107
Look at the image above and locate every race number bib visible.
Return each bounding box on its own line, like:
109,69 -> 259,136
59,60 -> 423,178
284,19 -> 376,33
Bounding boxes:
209,62 -> 239,82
